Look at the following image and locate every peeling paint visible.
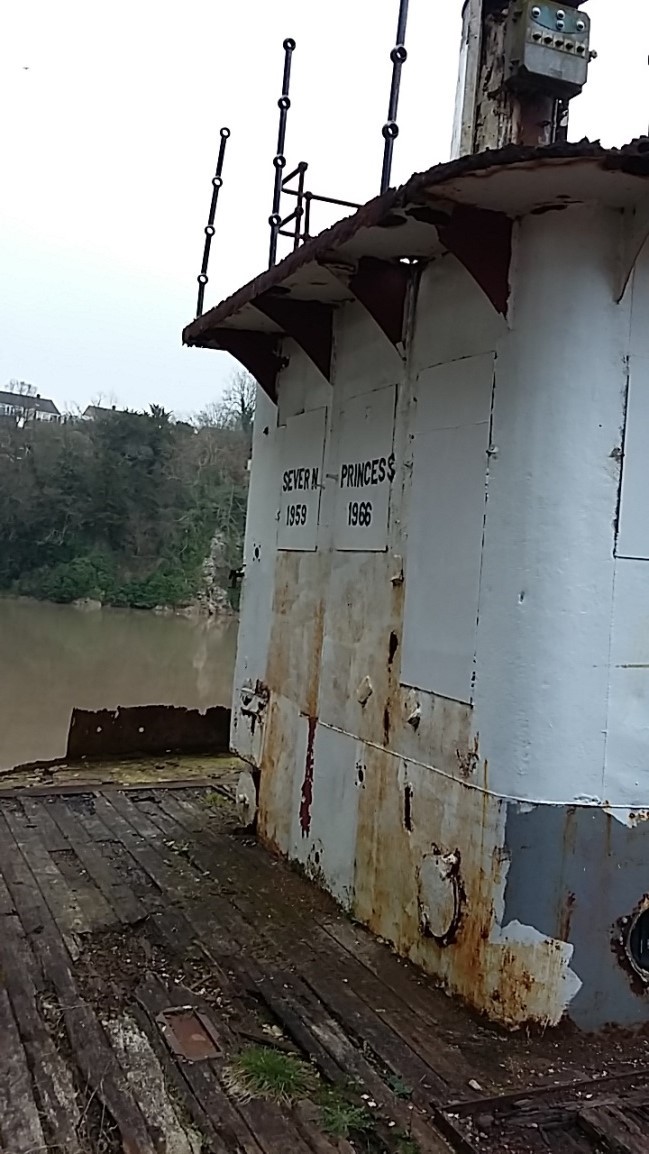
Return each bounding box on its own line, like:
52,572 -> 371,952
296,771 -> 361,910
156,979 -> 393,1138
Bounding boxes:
299,716 -> 317,837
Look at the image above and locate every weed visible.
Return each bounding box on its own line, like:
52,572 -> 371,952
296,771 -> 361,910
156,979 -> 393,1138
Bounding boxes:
386,1074 -> 412,1099
396,1138 -> 419,1154
201,790 -> 232,811
319,1096 -> 372,1138
223,1046 -> 317,1104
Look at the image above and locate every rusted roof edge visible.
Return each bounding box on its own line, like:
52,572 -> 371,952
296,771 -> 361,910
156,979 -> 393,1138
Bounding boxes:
183,137 -> 649,348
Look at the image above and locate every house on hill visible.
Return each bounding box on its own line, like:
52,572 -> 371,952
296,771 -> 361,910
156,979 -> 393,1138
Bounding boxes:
0,391 -> 61,423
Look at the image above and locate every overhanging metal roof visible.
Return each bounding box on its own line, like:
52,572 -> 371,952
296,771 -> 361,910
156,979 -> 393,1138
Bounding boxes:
183,139 -> 649,398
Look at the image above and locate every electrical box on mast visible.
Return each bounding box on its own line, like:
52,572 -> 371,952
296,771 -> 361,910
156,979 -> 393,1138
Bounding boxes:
505,1 -> 592,98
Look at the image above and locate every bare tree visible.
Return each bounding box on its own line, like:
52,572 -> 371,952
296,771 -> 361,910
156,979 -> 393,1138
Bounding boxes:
6,379 -> 36,396
195,371 -> 256,437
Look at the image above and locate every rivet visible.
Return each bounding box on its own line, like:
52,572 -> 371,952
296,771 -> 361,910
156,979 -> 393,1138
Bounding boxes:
556,19 -> 565,31
532,5 -> 541,16
533,31 -> 542,40
544,35 -> 553,44
555,38 -> 564,48
576,19 -> 586,32
557,8 -> 565,17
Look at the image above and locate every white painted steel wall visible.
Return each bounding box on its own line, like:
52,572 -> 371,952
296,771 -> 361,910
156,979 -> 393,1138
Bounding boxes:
232,202 -> 649,1026
474,206 -> 631,805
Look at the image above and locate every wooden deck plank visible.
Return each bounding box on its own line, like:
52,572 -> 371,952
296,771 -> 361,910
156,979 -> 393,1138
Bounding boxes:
136,970 -> 265,1154
21,795 -> 69,851
93,793 -> 206,901
46,798 -> 148,924
145,796 -> 450,1101
35,922 -> 158,1154
124,804 -> 449,1154
0,987 -> 47,1152
578,1104 -> 647,1153
1,805 -> 88,950
56,792 -> 119,843
0,806 -> 159,1154
50,845 -> 117,930
0,910 -> 82,1150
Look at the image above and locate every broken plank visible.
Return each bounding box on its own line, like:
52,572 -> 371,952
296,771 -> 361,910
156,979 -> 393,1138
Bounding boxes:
61,793 -> 119,842
136,970 -> 265,1154
578,1103 -> 647,1153
129,999 -> 231,1154
34,923 -> 158,1154
0,911 -> 82,1150
0,986 -> 47,1153
0,843 -> 157,1154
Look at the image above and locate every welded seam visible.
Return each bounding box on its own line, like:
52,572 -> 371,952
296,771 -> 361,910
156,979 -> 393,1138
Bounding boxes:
317,717 -> 642,811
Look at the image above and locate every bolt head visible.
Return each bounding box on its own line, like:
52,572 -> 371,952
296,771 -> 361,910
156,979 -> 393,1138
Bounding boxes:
576,19 -> 586,31
531,5 -> 541,16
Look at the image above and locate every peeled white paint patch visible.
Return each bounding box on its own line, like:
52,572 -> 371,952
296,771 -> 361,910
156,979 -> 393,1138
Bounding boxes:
496,919 -> 583,1009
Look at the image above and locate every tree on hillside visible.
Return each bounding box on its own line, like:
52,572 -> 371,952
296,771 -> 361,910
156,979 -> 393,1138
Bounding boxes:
195,371 -> 256,440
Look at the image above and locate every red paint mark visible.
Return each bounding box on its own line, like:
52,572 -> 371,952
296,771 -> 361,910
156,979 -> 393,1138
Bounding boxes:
299,716 -> 317,837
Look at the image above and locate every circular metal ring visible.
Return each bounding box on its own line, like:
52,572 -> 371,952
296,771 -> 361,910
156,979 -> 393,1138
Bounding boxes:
283,37 -> 296,51
220,126 -> 231,138
273,154 -> 286,169
278,95 -> 291,111
204,225 -> 215,237
212,175 -> 223,188
382,121 -> 399,140
391,45 -> 408,64
197,274 -> 208,285
269,213 -> 282,227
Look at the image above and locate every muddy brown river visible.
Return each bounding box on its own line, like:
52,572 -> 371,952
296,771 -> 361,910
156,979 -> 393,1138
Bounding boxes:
0,598 -> 238,770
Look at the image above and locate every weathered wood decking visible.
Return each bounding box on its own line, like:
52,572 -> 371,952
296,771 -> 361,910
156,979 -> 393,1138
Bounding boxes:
0,778 -> 648,1153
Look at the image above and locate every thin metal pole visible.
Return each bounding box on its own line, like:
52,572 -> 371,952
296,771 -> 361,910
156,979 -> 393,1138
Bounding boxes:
196,126 -> 230,317
269,37 -> 296,268
380,0 -> 410,194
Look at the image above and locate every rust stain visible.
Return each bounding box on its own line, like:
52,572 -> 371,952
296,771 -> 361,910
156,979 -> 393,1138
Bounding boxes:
613,893 -> 649,996
388,630 -> 399,667
383,705 -> 391,746
299,715 -> 317,837
562,805 -> 577,859
558,891 -> 576,942
456,735 -> 480,780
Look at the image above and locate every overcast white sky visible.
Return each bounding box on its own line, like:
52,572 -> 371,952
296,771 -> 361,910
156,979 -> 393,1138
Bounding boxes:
1,1 -> 648,416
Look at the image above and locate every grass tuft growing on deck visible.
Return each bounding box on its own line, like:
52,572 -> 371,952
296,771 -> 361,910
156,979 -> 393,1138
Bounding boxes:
224,1046 -> 317,1104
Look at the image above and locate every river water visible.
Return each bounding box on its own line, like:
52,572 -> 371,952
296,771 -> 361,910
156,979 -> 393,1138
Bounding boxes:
0,598 -> 238,770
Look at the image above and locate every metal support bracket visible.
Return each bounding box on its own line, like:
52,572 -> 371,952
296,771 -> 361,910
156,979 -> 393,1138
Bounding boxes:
205,330 -> 285,402
423,203 -> 513,318
252,294 -> 334,381
323,256 -> 412,354
617,200 -> 649,304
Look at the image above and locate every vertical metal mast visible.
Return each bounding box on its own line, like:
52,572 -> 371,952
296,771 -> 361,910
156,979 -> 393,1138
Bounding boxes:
268,38 -> 296,268
380,0 -> 410,193
196,127 -> 230,318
